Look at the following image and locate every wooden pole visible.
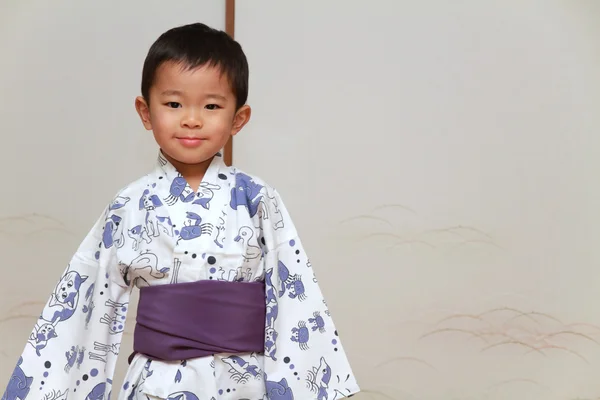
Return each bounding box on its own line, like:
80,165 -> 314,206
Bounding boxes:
224,0 -> 235,166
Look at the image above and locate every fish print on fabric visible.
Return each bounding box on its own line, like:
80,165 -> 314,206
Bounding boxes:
2,152 -> 359,400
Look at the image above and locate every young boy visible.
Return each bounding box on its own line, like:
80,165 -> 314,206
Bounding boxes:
2,23 -> 359,400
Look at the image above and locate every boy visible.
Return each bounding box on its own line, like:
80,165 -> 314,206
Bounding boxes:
2,23 -> 359,400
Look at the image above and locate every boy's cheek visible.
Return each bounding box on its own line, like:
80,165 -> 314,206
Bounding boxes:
153,114 -> 177,129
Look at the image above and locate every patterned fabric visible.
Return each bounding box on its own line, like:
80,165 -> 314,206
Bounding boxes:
2,152 -> 359,400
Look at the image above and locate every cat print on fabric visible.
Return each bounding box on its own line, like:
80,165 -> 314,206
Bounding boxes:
27,322 -> 58,356
2,357 -> 33,400
28,267 -> 88,356
42,268 -> 88,325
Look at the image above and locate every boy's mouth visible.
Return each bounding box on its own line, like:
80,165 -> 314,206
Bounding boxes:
177,137 -> 205,147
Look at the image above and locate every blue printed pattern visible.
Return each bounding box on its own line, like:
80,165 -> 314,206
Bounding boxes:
1,152 -> 359,400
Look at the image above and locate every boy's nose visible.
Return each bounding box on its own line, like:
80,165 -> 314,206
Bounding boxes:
181,113 -> 203,129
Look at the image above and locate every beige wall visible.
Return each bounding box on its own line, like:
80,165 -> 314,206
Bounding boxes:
2,1 -> 600,399
234,1 -> 600,399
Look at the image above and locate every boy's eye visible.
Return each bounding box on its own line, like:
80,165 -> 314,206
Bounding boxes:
166,102 -> 182,108
205,104 -> 221,110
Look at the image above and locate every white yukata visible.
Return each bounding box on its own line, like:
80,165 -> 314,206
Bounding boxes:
2,152 -> 360,400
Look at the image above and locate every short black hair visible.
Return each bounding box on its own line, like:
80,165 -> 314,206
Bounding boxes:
141,22 -> 249,109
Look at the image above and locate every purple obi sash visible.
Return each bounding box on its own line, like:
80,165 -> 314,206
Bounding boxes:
130,280 -> 266,362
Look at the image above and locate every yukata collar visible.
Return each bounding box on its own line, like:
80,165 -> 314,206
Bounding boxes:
156,150 -> 226,188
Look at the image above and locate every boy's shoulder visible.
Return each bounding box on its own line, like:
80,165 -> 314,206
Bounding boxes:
109,171 -> 156,199
228,164 -> 298,246
226,164 -> 277,195
101,173 -> 151,214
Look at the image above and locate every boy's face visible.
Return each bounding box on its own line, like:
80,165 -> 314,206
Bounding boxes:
135,61 -> 250,172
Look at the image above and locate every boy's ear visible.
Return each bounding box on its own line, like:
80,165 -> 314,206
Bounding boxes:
135,96 -> 153,130
231,105 -> 251,136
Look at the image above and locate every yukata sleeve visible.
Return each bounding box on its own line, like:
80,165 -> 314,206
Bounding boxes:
2,197 -> 133,400
260,187 -> 360,400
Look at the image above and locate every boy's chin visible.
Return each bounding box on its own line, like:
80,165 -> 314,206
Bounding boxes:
163,150 -> 217,166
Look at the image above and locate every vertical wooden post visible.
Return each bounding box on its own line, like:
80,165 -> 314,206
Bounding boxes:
224,0 -> 235,166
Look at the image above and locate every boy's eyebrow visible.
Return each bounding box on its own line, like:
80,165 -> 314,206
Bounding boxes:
160,90 -> 227,101
206,94 -> 228,101
161,89 -> 183,96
